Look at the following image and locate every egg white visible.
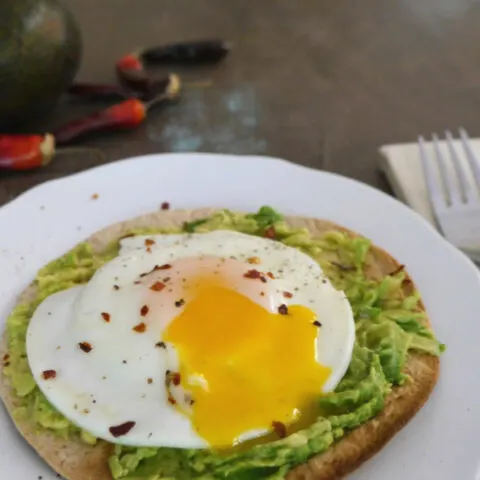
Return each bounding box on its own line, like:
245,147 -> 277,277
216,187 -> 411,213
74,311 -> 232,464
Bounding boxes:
26,231 -> 355,447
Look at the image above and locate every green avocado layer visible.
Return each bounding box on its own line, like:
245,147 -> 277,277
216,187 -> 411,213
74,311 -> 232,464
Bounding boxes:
3,207 -> 444,479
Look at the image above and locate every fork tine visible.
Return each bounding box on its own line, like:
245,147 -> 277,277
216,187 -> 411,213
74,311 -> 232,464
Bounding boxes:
445,130 -> 475,202
459,128 -> 480,191
418,135 -> 447,213
432,133 -> 460,205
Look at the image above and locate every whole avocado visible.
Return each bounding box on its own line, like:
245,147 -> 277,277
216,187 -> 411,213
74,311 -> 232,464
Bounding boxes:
0,0 -> 82,129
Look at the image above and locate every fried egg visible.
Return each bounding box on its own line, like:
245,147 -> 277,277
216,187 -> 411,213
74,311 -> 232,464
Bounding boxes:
26,231 -> 355,448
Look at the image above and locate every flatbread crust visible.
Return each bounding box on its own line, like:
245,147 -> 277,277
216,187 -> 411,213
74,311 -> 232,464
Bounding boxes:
0,208 -> 440,480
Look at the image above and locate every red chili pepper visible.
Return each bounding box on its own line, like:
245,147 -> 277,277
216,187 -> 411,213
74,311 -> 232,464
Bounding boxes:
54,74 -> 180,145
115,53 -> 157,92
0,134 -> 56,170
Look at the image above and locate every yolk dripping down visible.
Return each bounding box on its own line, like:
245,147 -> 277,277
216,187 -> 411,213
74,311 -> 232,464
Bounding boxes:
163,284 -> 331,448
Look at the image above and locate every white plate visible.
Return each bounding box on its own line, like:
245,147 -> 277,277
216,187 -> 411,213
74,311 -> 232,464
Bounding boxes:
0,153 -> 479,480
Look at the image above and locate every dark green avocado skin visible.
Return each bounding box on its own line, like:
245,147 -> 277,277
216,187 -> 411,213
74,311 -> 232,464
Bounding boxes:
0,0 -> 82,129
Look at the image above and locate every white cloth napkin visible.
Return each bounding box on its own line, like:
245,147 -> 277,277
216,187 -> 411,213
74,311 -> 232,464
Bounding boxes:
378,138 -> 480,227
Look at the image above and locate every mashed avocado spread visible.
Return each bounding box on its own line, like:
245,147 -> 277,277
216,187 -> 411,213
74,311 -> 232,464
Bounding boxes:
3,207 -> 444,479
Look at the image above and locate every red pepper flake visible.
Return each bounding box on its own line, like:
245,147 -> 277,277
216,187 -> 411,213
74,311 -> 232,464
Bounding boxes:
3,354 -> 9,362
313,320 -> 322,327
101,312 -> 111,323
150,281 -> 166,292
165,370 -> 181,386
244,269 -> 268,283
140,305 -> 149,316
172,372 -> 181,386
278,304 -> 289,315
145,238 -> 155,247
147,377 -> 153,384
260,292 -> 265,296
175,299 -> 185,308
134,280 -> 141,285
146,247 -> 152,253
91,193 -> 99,200
158,264 -> 172,270
247,256 -> 261,265
161,202 -> 170,210
272,421 -> 287,438
283,291 -> 293,299
244,269 -> 261,279
79,342 -> 93,353
390,264 -> 405,276
113,285 -> 120,290
42,369 -> 57,380
155,341 -> 166,349
264,226 -> 276,239
163,277 -> 171,283
266,272 -> 275,279
109,421 -> 136,437
168,395 -> 177,405
133,322 -> 147,333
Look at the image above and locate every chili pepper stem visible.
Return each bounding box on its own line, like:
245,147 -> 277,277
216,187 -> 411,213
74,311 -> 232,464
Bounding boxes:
144,74 -> 181,109
40,134 -> 56,166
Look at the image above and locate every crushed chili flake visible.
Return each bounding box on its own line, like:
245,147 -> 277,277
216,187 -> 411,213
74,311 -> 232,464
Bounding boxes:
113,285 -> 120,290
150,281 -> 166,292
145,238 -> 155,246
168,395 -> 177,405
79,342 -> 92,353
3,354 -> 9,361
260,292 -> 265,296
133,322 -> 147,333
140,305 -> 149,316
163,277 -> 171,283
267,272 -> 275,279
146,247 -> 152,253
156,341 -> 166,349
272,421 -> 287,438
91,193 -> 99,200
244,269 -> 261,279
158,264 -> 172,270
278,304 -> 289,315
42,369 -> 57,380
313,320 -> 322,327
109,421 -> 136,437
247,256 -> 261,264
161,202 -> 170,210
101,312 -> 111,323
165,371 -> 181,386
244,269 -> 268,282
283,291 -> 293,298
390,264 -> 405,276
264,226 -> 276,239
175,299 -> 185,308
134,280 -> 141,284
147,378 -> 153,384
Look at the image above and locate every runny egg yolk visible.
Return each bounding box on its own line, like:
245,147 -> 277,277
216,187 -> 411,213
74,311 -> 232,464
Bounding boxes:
163,283 -> 331,448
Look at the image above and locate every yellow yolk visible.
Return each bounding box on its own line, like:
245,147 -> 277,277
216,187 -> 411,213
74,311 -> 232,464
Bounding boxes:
163,284 -> 331,448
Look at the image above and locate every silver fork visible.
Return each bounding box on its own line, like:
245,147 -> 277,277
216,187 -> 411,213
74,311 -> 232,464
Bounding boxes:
418,128 -> 480,263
